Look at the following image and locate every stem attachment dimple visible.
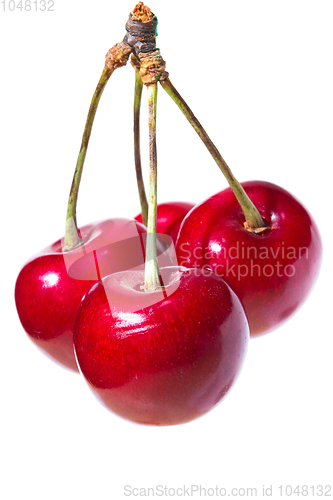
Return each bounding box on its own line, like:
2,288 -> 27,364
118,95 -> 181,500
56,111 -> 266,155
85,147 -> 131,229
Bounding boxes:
144,83 -> 161,292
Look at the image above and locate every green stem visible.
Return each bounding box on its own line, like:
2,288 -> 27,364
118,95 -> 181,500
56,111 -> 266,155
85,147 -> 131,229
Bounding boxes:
144,83 -> 161,291
134,69 -> 148,226
64,65 -> 113,249
160,78 -> 268,230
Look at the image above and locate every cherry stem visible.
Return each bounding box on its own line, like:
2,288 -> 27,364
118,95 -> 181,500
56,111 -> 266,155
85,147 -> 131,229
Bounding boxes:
134,68 -> 148,226
144,83 -> 161,291
64,66 -> 113,249
160,78 -> 268,230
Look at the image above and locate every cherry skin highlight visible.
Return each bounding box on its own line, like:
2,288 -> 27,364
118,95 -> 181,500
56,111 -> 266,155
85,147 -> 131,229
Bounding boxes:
15,218 -> 173,371
176,181 -> 322,336
135,201 -> 194,243
73,266 -> 249,426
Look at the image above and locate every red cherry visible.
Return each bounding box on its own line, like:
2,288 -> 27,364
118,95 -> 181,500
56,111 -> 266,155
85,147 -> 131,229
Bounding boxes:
176,181 -> 322,336
15,218 -> 174,371
73,266 -> 249,426
135,202 -> 194,242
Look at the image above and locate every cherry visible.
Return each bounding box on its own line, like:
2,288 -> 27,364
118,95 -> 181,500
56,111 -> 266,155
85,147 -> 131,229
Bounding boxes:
135,201 -> 194,242
176,181 -> 322,336
15,218 -> 174,371
73,266 -> 249,425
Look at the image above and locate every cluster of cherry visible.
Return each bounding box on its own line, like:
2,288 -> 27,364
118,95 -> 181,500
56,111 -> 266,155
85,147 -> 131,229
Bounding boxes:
15,3 -> 322,426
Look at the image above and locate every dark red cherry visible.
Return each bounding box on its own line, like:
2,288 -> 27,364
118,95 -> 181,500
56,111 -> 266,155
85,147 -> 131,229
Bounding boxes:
73,266 -> 249,425
176,181 -> 322,336
15,218 -> 174,370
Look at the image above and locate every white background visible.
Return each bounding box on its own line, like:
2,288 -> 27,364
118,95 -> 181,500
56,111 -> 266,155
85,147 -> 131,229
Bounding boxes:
1,1 -> 332,499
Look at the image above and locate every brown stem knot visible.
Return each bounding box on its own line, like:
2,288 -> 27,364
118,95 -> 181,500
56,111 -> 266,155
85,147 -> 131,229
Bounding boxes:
105,41 -> 132,71
138,50 -> 169,85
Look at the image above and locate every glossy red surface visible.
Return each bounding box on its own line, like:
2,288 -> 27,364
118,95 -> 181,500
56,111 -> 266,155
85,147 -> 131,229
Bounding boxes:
135,202 -> 194,242
74,267 -> 249,426
15,218 -> 171,371
176,181 -> 322,336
